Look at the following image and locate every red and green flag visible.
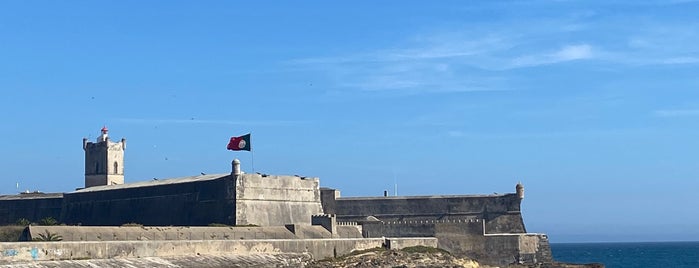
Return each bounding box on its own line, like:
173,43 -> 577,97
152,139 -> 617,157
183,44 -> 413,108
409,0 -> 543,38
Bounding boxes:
227,133 -> 251,151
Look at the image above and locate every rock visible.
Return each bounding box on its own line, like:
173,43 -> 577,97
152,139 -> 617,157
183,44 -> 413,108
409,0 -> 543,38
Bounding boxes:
305,248 -> 486,268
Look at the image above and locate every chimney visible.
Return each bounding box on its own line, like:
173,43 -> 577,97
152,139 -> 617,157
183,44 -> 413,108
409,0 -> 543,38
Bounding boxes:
232,159 -> 241,176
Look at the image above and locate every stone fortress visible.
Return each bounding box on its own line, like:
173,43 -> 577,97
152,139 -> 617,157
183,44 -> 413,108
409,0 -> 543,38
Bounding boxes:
0,127 -> 563,267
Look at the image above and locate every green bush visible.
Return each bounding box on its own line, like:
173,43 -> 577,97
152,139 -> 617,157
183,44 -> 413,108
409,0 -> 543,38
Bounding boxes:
15,218 -> 31,226
38,217 -> 58,226
32,230 -> 63,241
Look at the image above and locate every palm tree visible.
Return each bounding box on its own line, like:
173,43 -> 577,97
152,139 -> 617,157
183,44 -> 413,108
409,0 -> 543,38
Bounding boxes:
32,230 -> 63,241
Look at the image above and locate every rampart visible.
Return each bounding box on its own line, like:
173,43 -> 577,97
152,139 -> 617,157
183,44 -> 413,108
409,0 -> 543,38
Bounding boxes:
21,225 -> 361,241
0,194 -> 63,225
0,237 -> 437,264
321,188 -> 526,234
0,172 -> 325,227
359,219 -> 552,266
234,173 -> 323,226
61,174 -> 235,226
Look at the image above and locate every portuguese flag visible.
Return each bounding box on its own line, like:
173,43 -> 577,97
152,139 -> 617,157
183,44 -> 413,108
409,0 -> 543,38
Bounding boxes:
227,133 -> 251,151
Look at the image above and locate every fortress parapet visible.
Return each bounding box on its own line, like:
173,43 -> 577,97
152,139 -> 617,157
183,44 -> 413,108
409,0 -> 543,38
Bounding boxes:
311,214 -> 337,234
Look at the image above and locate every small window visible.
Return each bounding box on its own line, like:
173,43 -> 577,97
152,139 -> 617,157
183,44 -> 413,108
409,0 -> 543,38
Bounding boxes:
95,162 -> 99,174
114,162 -> 118,174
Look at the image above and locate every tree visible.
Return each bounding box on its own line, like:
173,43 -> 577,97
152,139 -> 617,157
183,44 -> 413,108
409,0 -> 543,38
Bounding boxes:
32,230 -> 63,241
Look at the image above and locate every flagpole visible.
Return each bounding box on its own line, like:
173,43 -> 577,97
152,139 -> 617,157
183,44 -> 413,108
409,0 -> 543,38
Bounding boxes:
250,132 -> 255,173
251,147 -> 255,174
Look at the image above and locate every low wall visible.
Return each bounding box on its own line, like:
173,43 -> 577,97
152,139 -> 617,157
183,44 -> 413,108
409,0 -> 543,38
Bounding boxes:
0,238 -> 387,263
482,233 -> 553,266
25,226 -> 297,241
0,237 -> 437,264
0,253 -> 312,268
386,238 -> 438,249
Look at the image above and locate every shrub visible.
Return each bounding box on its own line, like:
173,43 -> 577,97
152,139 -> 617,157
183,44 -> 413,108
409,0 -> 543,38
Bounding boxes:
15,218 -> 31,226
38,217 -> 58,226
32,230 -> 63,241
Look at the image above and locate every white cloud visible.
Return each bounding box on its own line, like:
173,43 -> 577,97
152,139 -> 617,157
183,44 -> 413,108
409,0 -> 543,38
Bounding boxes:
555,45 -> 594,61
510,44 -> 593,68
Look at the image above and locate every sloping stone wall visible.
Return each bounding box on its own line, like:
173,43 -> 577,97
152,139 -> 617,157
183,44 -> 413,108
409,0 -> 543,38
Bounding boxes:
0,194 -> 63,225
60,176 -> 234,226
234,174 -> 323,226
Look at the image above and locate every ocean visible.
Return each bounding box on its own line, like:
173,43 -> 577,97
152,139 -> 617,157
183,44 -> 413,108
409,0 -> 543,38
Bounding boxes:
551,241 -> 699,268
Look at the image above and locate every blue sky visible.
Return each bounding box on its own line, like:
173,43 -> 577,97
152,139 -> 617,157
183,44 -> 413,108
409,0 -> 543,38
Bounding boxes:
1,1 -> 698,242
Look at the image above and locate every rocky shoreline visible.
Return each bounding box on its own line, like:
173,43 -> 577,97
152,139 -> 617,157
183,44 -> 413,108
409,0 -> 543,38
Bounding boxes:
306,246 -> 604,268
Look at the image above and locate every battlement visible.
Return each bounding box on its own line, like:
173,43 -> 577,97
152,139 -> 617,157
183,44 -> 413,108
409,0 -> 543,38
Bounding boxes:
311,214 -> 334,219
311,214 -> 337,235
380,219 -> 483,225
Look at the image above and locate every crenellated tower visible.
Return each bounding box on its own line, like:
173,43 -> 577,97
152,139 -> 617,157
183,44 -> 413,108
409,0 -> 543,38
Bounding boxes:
82,126 -> 126,188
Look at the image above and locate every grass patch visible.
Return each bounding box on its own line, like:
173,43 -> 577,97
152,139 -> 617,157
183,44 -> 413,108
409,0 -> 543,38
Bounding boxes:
400,246 -> 450,255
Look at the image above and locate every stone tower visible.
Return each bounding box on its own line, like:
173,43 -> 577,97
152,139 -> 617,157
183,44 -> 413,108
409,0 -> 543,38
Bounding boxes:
82,126 -> 126,188
516,182 -> 524,199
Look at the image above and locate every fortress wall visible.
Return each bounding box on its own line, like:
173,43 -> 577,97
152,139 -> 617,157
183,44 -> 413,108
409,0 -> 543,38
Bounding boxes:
479,234 -> 553,266
361,220 -> 485,248
362,222 -> 437,238
61,177 -> 235,226
0,238 -> 419,263
319,188 -> 339,214
330,194 -> 526,234
235,174 -> 323,226
0,194 -> 63,225
25,226 -> 297,241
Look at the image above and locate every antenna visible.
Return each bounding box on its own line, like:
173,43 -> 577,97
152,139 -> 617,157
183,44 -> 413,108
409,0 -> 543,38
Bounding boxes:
393,169 -> 398,197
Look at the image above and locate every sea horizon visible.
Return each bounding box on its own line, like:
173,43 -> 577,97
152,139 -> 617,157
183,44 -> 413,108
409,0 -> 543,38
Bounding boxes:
551,241 -> 699,268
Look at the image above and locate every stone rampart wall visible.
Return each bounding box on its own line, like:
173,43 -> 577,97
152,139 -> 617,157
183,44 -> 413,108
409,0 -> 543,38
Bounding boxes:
0,237 -> 436,264
326,193 -> 526,234
235,174 -> 323,226
0,195 -> 63,226
61,177 -> 234,226
25,226 -> 297,241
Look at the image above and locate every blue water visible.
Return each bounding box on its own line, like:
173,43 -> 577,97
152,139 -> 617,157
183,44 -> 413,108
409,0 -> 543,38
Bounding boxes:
551,241 -> 699,268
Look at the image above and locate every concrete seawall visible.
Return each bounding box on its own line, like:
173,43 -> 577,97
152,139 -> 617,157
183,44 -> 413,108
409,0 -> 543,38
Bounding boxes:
0,237 -> 437,264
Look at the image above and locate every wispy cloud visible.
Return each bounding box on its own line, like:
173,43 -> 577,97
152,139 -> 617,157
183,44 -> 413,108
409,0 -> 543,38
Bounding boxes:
117,118 -> 309,126
510,44 -> 594,68
654,109 -> 699,117
289,33 -> 593,94
288,3 -> 699,95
